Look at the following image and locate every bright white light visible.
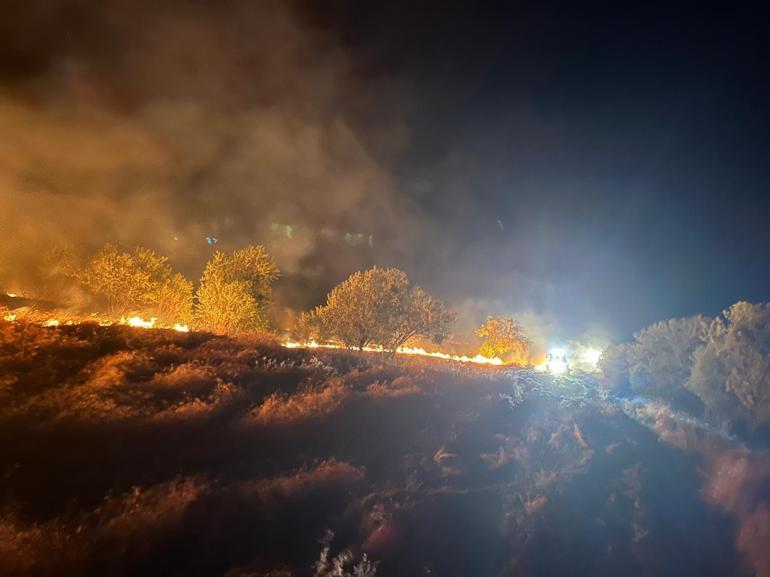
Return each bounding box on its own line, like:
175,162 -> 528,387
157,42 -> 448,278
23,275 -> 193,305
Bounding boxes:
579,347 -> 602,367
546,347 -> 569,374
549,347 -> 567,359
547,358 -> 568,374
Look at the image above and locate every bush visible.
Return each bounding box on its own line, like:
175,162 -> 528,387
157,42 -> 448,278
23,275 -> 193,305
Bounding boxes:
312,267 -> 455,352
77,244 -> 192,322
475,315 -> 529,363
194,246 -> 280,334
599,315 -> 708,401
597,343 -> 633,393
292,309 -> 323,344
686,302 -> 770,427
627,316 -> 709,398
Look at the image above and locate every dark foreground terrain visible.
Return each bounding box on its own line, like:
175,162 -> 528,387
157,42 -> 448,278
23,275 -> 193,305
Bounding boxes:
1,321 -> 768,577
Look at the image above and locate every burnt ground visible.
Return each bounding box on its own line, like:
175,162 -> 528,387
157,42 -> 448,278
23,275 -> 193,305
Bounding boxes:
0,320 -> 762,577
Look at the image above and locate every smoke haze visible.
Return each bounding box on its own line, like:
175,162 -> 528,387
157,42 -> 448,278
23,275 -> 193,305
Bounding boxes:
0,0 -> 423,315
3,0 -> 770,338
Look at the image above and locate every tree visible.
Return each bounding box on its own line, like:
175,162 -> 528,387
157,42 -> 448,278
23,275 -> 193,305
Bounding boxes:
624,316 -> 709,399
148,271 -> 193,325
36,243 -> 84,303
194,245 -> 280,334
686,302 -> 770,427
312,267 -> 455,352
292,309 -> 323,344
475,315 -> 529,364
77,244 -> 192,320
597,343 -> 633,393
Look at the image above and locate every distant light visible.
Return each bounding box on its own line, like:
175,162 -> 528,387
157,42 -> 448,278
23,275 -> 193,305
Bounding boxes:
546,347 -> 569,374
579,347 -> 603,367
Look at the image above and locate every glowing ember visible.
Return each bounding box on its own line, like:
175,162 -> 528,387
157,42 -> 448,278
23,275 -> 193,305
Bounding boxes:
173,324 -> 190,332
283,340 -> 503,366
43,319 -> 61,327
5,293 -> 17,298
3,313 -> 16,322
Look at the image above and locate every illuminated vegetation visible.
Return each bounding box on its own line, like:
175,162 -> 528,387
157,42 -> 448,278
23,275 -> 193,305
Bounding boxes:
310,267 -> 455,353
194,245 -> 280,334
600,301 -> 770,428
475,315 -> 530,365
77,244 -> 193,322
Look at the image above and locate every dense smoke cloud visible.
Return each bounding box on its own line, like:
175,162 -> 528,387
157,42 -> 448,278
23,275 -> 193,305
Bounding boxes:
0,0 -> 422,311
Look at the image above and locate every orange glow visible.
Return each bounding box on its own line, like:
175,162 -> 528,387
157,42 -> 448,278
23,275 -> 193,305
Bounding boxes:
283,340 -> 504,366
121,316 -> 157,329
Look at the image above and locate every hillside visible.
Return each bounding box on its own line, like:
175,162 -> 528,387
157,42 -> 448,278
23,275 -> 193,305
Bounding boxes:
0,321 -> 767,577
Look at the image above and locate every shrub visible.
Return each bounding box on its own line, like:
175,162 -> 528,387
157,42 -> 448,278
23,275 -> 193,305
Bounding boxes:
194,246 -> 280,334
292,309 -> 322,344
77,244 -> 193,322
312,267 -> 455,353
599,315 -> 709,401
686,302 -> 770,427
475,315 -> 529,363
626,315 -> 709,398
597,342 -> 633,393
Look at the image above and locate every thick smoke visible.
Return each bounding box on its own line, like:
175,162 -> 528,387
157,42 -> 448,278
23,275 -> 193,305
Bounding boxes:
0,0 -> 421,310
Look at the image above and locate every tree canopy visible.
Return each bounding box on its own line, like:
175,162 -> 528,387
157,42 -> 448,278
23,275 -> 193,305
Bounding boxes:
194,245 -> 280,334
77,244 -> 192,322
311,266 -> 455,352
686,302 -> 770,427
475,315 -> 529,364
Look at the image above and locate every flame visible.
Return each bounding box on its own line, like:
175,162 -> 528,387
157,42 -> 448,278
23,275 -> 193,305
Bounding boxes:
120,316 -> 157,329
283,340 -> 504,366
2,310 -> 501,366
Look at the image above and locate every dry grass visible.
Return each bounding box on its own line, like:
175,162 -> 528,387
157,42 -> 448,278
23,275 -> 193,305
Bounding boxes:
0,320 -> 764,577
250,379 -> 354,426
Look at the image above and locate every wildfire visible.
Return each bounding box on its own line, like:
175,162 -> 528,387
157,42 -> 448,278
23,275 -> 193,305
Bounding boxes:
2,310 -> 500,365
1,311 -> 190,333
121,316 -> 157,329
283,340 -> 504,366
118,316 -> 189,332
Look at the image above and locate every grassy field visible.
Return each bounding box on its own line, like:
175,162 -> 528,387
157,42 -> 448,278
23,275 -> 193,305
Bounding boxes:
0,320 -> 766,577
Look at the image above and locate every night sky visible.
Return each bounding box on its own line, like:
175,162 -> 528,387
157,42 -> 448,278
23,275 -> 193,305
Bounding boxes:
2,0 -> 770,340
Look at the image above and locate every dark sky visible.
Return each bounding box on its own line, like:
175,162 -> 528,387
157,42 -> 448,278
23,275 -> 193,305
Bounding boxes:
313,1 -> 770,337
2,0 -> 769,340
